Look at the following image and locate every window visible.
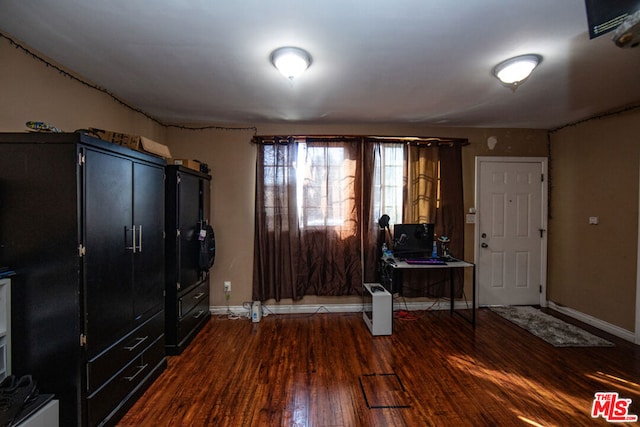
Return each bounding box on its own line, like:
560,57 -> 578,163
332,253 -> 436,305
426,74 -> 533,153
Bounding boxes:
262,144 -> 295,230
296,143 -> 351,228
253,135 -> 465,301
373,143 -> 404,229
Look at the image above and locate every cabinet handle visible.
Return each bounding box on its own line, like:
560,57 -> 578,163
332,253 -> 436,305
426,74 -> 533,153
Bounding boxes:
138,225 -> 143,252
123,363 -> 148,382
126,225 -> 137,253
193,310 -> 206,319
193,292 -> 205,300
123,336 -> 148,351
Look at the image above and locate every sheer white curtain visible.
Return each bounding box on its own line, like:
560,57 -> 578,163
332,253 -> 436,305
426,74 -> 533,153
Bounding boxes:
254,138 -> 363,300
373,143 -> 404,231
363,142 -> 404,282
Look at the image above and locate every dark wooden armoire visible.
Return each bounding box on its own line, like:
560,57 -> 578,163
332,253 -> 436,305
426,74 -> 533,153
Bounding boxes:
164,165 -> 213,355
0,132 -> 166,426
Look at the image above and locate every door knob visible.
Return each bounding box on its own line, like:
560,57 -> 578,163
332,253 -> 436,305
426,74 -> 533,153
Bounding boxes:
481,243 -> 488,248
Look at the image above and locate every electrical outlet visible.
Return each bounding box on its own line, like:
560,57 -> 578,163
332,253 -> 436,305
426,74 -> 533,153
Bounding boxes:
224,281 -> 231,292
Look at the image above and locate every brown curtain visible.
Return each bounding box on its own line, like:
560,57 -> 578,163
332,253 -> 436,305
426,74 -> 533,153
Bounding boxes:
253,136 -> 466,301
401,143 -> 465,298
296,140 -> 362,297
253,138 -> 363,301
253,142 -> 301,301
405,144 -> 439,224
362,142 -> 384,283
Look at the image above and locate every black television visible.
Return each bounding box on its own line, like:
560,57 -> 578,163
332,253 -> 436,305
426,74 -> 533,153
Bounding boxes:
585,0 -> 640,38
392,223 -> 434,259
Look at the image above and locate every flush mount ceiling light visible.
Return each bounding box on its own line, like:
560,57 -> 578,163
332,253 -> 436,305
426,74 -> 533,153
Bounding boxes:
492,54 -> 542,90
270,46 -> 312,80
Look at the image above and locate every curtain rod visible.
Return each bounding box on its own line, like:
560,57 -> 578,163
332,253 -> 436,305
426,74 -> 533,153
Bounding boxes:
251,135 -> 469,146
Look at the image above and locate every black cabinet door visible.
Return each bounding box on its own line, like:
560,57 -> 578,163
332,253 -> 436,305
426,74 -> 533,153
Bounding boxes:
132,161 -> 165,321
178,172 -> 201,290
202,176 -> 211,224
84,148 -> 134,357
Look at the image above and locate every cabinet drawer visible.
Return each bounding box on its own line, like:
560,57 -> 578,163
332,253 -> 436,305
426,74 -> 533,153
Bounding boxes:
87,335 -> 165,427
179,280 -> 209,318
87,310 -> 163,393
178,295 -> 209,340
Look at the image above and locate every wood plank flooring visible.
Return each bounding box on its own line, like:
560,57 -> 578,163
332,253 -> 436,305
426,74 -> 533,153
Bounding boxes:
118,307 -> 640,426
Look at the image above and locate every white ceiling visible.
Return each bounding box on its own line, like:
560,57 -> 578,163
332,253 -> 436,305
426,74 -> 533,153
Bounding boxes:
1,0 -> 640,130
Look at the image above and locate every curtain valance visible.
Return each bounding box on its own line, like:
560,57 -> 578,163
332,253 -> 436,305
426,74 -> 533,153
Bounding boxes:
251,135 -> 469,147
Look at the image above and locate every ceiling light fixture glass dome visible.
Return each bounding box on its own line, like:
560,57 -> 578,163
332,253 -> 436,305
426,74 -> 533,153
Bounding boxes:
493,54 -> 542,90
270,47 -> 312,80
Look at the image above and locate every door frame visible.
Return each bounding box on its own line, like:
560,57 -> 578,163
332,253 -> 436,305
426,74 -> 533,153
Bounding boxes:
474,156 -> 549,307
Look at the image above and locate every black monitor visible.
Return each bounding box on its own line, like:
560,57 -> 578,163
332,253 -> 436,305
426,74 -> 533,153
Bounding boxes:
392,223 -> 434,259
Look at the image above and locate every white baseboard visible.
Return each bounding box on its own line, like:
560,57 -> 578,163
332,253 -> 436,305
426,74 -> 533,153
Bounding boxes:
210,301 -> 637,344
547,301 -> 636,343
210,299 -> 473,317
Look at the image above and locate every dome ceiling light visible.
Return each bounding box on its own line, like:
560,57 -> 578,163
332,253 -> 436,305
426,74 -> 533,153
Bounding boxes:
270,47 -> 312,80
492,54 -> 542,90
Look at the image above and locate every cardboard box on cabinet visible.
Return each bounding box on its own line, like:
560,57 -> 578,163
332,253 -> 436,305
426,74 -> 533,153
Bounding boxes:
169,158 -> 202,172
89,128 -> 172,159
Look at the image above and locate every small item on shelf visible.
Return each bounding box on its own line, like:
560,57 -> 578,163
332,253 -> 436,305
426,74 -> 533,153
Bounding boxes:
381,243 -> 393,259
198,162 -> 210,174
438,235 -> 451,259
25,121 -> 62,133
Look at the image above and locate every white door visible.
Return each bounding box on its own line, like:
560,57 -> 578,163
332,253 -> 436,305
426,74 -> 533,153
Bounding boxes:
475,157 -> 548,306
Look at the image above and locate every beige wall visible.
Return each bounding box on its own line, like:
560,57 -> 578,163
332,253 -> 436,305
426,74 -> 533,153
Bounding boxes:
548,109 -> 640,331
3,33 -> 636,332
0,35 -> 164,139
164,124 -> 548,309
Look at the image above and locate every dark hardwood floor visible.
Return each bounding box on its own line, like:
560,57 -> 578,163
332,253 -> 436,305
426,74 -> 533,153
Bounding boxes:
118,307 -> 640,426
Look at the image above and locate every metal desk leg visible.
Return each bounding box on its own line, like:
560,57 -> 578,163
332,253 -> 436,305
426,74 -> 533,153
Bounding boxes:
450,267 -> 455,315
450,264 -> 476,328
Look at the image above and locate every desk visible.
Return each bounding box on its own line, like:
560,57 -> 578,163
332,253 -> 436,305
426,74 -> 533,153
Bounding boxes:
380,258 -> 476,327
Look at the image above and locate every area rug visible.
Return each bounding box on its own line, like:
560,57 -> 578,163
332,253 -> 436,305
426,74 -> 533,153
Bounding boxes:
359,373 -> 411,409
489,306 -> 614,347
